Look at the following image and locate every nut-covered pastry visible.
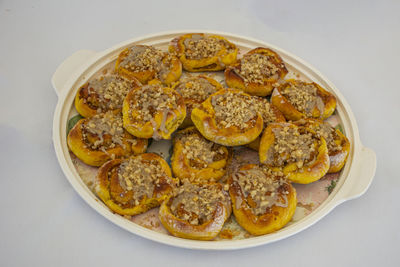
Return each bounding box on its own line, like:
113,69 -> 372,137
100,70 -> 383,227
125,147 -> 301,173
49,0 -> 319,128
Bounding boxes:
271,79 -> 336,120
115,45 -> 182,85
159,180 -> 231,240
67,112 -> 148,166
95,153 -> 177,216
75,75 -> 141,117
225,47 -> 288,96
171,127 -> 231,183
191,89 -> 264,146
172,75 -> 223,128
259,123 -> 330,184
294,119 -> 350,173
247,96 -> 286,151
169,33 -> 237,72
228,164 -> 296,235
122,83 -> 186,140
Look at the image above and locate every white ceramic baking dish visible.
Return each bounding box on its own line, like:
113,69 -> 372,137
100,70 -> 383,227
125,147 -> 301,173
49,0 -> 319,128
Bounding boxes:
52,30 -> 376,250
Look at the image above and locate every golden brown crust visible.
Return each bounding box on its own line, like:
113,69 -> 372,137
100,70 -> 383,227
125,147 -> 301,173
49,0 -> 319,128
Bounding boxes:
271,79 -> 337,120
158,182 -> 231,240
67,116 -> 147,167
115,45 -> 182,85
191,89 -> 264,146
293,118 -> 350,173
95,153 -> 176,216
225,47 -> 288,96
169,33 -> 238,72
171,127 -> 231,182
259,123 -> 330,184
228,164 -> 296,236
122,84 -> 186,139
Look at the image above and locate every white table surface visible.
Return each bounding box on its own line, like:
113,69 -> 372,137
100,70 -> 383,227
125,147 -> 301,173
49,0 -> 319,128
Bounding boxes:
1,0 -> 399,266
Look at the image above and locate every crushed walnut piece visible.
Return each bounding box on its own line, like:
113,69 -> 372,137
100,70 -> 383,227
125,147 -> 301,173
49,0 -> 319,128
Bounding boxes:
84,75 -> 135,111
175,76 -> 217,111
237,53 -> 282,85
297,120 -> 342,152
252,96 -> 277,127
280,81 -> 325,116
176,130 -> 226,169
82,112 -> 127,150
117,157 -> 173,206
183,34 -> 233,60
129,84 -> 178,122
170,180 -> 229,225
266,125 -> 318,168
211,91 -> 259,130
120,45 -> 173,82
233,165 -> 289,215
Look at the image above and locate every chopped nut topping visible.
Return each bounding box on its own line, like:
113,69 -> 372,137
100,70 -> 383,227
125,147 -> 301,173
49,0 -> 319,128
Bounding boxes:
211,91 -> 259,130
233,165 -> 289,215
81,112 -> 127,150
170,180 -> 229,225
120,45 -> 173,82
117,157 -> 173,205
252,96 -> 277,127
175,76 -> 217,112
237,53 -> 283,85
129,84 -> 178,123
266,125 -> 318,167
176,130 -> 226,169
183,34 -> 234,60
280,81 -> 325,116
298,120 -> 342,152
84,75 -> 135,111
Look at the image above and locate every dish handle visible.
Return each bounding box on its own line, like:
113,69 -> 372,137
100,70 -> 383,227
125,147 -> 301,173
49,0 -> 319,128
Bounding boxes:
340,146 -> 376,201
51,50 -> 97,96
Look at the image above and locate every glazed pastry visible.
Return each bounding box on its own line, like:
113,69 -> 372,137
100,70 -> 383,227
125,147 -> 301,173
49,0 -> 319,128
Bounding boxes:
67,111 -> 148,166
172,75 -> 223,128
225,47 -> 288,96
191,89 -> 264,146
271,79 -> 336,120
169,33 -> 237,72
122,83 -> 186,140
159,179 -> 231,240
115,45 -> 182,85
228,164 -> 296,236
247,96 -> 286,151
294,119 -> 350,173
75,74 -> 141,117
95,153 -> 177,216
259,122 -> 330,184
171,127 -> 231,183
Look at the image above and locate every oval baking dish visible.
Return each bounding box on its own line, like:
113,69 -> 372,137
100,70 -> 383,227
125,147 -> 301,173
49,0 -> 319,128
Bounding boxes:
52,30 -> 376,250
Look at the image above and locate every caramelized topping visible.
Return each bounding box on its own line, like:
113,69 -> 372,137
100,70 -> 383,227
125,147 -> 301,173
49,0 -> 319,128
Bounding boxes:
252,97 -> 277,127
85,75 -> 134,111
175,76 -> 217,110
211,91 -> 259,130
297,120 -> 342,152
183,35 -> 233,60
129,84 -> 178,122
238,54 -> 281,85
177,131 -> 226,168
281,81 -> 324,116
266,125 -> 318,167
117,157 -> 172,205
82,112 -> 126,150
120,45 -> 173,82
170,180 -> 228,225
233,165 -> 289,215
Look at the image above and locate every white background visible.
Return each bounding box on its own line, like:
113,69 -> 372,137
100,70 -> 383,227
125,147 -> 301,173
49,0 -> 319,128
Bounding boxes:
0,0 -> 399,266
